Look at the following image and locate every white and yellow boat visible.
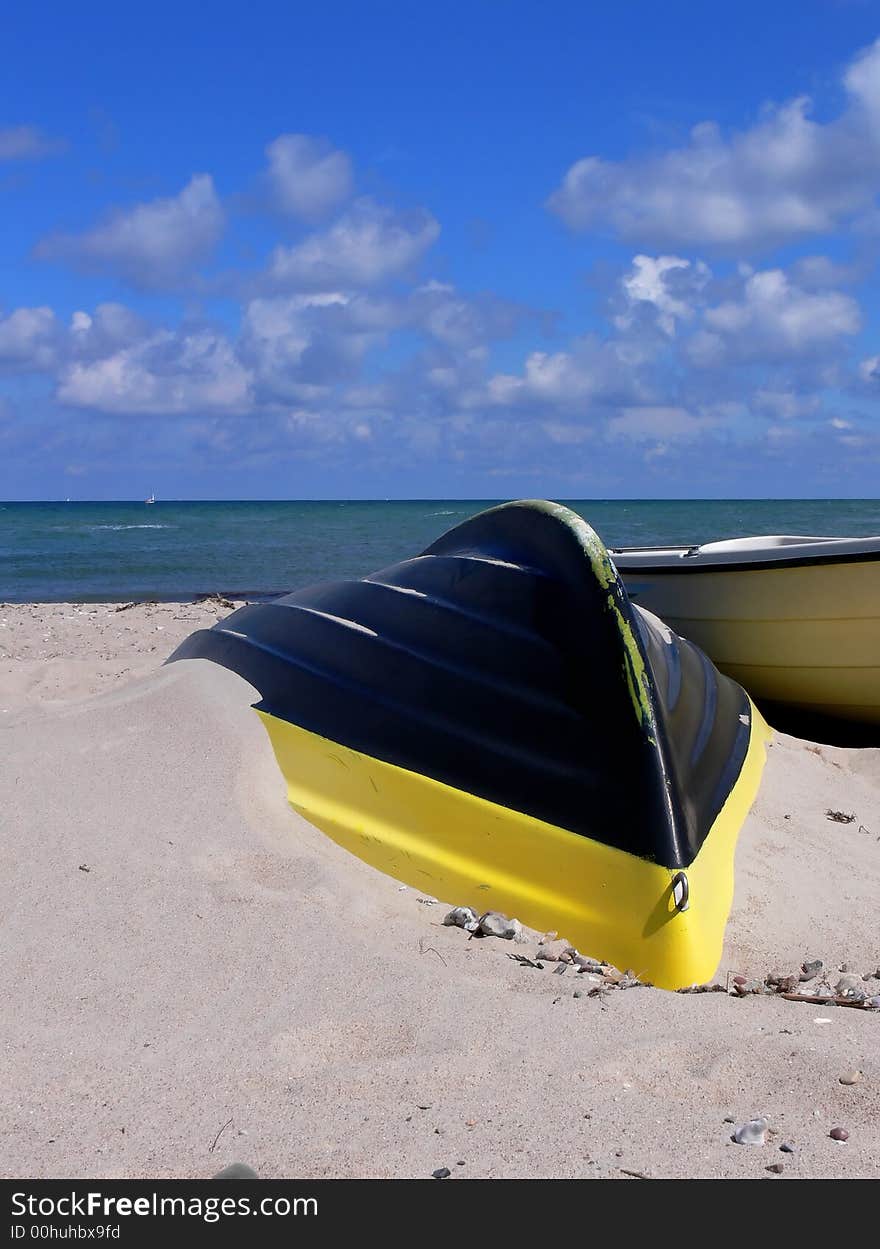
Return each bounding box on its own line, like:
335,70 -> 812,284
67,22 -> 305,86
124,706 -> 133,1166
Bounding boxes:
611,534 -> 880,726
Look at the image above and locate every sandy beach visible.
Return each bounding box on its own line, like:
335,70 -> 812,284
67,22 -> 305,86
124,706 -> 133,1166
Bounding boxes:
1,602 -> 878,1179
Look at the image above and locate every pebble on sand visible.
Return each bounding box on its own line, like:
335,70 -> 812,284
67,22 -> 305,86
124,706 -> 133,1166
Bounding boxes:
839,1070 -> 862,1086
732,1117 -> 769,1146
767,972 -> 800,993
478,911 -> 522,940
535,938 -> 573,962
733,978 -> 769,996
829,1127 -> 849,1142
432,1167 -> 451,1179
572,953 -> 605,973
213,1162 -> 258,1179
835,974 -> 866,999
442,906 -> 480,933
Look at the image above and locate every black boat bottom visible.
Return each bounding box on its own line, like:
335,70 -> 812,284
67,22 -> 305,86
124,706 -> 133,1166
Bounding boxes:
170,500 -> 769,988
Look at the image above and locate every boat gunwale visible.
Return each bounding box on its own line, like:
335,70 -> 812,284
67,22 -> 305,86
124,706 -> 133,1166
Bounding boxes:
611,545 -> 880,575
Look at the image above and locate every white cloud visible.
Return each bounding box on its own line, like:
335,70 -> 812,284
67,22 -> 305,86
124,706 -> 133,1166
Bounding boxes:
57,327 -> 251,415
0,301 -> 155,379
607,405 -> 714,441
616,254 -> 709,335
753,389 -> 820,420
268,198 -> 439,288
68,302 -> 150,357
239,292 -> 384,399
409,281 -> 526,346
541,421 -> 594,445
0,124 -> 64,160
0,306 -> 58,371
2,231 -> 870,477
843,37 -> 880,120
264,134 -> 353,219
37,174 -> 224,286
548,38 -> 880,249
788,254 -> 863,290
482,327 -> 655,413
690,269 -> 860,363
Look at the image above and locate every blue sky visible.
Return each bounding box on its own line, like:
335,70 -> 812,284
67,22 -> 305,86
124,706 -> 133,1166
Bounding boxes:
3,0 -> 880,498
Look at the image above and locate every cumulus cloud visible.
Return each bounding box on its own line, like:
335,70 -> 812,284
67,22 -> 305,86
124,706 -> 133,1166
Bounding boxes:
450,252 -> 863,455
264,134 -> 353,219
3,235 -> 870,480
268,198 -> 439,289
239,292 -> 389,399
615,254 -> 710,335
0,306 -> 58,371
541,421 -> 595,446
0,301 -> 158,380
753,388 -> 821,420
68,303 -> 151,357
0,124 -> 65,160
37,174 -> 224,287
689,268 -> 860,364
547,38 -> 880,249
606,405 -> 716,441
409,281 -> 528,346
482,334 -> 650,412
788,254 -> 865,290
57,326 -> 251,415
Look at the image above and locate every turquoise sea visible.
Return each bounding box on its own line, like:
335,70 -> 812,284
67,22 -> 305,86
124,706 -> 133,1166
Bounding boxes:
1,498 -> 879,602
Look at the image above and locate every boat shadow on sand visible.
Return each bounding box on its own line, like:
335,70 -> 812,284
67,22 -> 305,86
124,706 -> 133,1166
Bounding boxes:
761,702 -> 880,748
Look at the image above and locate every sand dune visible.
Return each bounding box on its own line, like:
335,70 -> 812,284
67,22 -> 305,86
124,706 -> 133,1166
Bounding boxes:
1,607 -> 878,1179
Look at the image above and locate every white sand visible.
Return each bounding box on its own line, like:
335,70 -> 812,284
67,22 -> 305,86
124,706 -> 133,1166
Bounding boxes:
1,604 -> 878,1179
0,599 -> 231,713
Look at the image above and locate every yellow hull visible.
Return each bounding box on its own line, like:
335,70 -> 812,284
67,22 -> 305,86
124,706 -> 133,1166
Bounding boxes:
621,560 -> 880,723
257,704 -> 770,991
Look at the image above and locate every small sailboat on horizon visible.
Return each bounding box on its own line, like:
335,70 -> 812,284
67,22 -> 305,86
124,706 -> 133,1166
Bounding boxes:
145,492 -> 156,505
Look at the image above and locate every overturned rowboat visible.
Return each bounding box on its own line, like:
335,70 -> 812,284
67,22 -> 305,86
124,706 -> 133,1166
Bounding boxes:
169,500 -> 769,989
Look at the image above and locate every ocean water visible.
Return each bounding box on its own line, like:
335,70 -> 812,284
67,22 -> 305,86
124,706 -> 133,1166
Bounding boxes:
1,498 -> 878,602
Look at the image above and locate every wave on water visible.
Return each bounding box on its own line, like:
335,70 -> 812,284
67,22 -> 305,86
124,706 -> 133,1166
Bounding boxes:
88,524 -> 174,531
428,510 -> 461,516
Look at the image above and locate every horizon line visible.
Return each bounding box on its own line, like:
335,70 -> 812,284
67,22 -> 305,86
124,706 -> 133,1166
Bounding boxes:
3,496 -> 880,505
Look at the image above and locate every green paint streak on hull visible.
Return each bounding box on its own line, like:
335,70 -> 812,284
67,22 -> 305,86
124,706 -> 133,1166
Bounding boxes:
527,500 -> 655,729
